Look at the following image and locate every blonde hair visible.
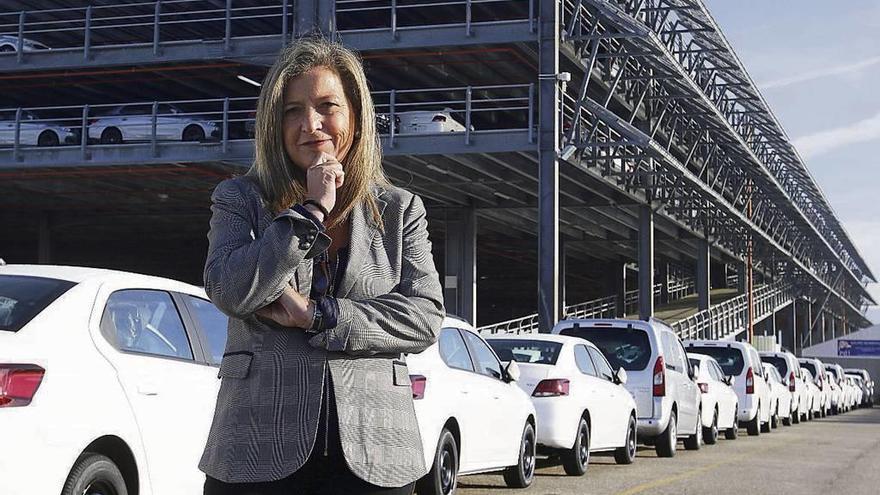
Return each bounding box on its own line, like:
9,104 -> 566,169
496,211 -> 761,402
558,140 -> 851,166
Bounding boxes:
247,36 -> 387,229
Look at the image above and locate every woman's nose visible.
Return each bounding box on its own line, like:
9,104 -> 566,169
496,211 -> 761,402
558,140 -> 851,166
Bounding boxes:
301,107 -> 323,133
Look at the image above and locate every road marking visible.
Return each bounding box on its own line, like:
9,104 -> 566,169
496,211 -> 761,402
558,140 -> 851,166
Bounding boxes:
613,443 -> 781,495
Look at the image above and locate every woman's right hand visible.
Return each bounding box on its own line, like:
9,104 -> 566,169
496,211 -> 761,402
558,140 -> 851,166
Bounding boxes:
305,152 -> 345,215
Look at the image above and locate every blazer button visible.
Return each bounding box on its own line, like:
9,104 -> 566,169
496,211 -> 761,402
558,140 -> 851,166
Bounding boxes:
299,241 -> 311,250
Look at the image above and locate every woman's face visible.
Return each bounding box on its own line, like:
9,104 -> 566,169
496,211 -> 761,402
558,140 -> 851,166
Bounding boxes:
282,66 -> 356,172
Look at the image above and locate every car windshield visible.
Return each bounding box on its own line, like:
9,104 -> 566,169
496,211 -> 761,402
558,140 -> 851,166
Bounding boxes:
686,346 -> 744,376
0,275 -> 76,332
558,326 -> 651,371
761,356 -> 788,378
487,339 -> 562,365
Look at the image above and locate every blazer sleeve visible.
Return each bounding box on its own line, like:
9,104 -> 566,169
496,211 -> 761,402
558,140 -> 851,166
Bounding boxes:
203,178 -> 331,319
313,194 -> 444,356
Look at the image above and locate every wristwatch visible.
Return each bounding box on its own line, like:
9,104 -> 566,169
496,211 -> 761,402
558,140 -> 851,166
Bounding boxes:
307,300 -> 324,334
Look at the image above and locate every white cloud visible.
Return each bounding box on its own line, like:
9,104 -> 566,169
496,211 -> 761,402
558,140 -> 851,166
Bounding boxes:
758,55 -> 880,90
793,110 -> 880,159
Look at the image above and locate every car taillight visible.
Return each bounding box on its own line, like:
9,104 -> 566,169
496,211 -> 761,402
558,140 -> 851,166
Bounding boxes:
698,382 -> 709,394
745,367 -> 754,395
410,375 -> 426,400
0,365 -> 45,407
653,356 -> 666,397
789,371 -> 796,392
533,379 -> 570,397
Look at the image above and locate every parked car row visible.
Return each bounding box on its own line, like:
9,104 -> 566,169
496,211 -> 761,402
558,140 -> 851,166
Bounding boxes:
0,106 -> 472,148
0,265 -> 873,495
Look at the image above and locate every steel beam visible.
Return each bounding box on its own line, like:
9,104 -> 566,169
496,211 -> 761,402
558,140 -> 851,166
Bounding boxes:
697,233 -> 710,311
537,0 -> 560,333
444,207 -> 477,326
639,205 -> 654,319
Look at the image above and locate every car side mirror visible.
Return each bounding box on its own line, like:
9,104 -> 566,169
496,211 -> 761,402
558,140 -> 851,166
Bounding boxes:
504,360 -> 521,383
614,367 -> 628,385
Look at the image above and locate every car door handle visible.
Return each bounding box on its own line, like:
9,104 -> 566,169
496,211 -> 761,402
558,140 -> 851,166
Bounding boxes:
137,382 -> 159,396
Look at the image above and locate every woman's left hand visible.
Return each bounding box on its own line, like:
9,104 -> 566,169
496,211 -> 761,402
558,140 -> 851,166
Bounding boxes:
255,286 -> 311,328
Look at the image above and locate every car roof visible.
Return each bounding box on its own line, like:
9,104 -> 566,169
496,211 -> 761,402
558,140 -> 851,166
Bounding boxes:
0,264 -> 202,293
484,333 -> 585,346
686,352 -> 714,362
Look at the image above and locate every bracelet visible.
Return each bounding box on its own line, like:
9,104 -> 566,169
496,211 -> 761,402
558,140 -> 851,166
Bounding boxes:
302,200 -> 330,220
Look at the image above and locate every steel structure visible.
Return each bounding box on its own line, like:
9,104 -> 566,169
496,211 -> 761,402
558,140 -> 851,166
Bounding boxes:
0,0 -> 874,344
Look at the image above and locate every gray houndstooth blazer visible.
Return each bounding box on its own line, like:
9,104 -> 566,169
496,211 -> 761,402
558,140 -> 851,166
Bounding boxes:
198,175 -> 444,486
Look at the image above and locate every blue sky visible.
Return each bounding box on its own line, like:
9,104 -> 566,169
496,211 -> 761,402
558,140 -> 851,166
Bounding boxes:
703,0 -> 880,323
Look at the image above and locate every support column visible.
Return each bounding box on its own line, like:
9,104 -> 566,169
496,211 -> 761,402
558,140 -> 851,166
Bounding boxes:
697,235 -> 710,311
38,211 -> 51,264
537,0 -> 560,332
806,301 -> 814,348
737,261 -> 747,294
295,0 -> 334,35
443,207 -> 477,326
559,240 -> 567,312
790,301 -> 798,355
638,206 -> 654,320
659,261 -> 669,305
607,261 -> 627,318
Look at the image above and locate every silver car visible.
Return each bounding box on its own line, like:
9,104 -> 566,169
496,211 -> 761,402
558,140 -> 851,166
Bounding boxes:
87,104 -> 220,144
0,35 -> 50,53
0,109 -> 76,147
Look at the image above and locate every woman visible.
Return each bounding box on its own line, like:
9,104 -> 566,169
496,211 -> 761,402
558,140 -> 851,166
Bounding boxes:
199,36 -> 444,495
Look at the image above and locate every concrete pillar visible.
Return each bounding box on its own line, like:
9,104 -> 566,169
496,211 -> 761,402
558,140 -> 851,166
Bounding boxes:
697,236 -> 710,311
38,211 -> 51,264
559,240 -> 567,313
638,205 -> 654,320
659,260 -> 669,305
790,301 -> 798,355
537,0 -> 560,333
444,207 -> 477,326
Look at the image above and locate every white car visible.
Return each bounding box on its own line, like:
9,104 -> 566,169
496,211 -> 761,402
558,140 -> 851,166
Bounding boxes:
87,103 -> 220,144
845,376 -> 862,408
825,364 -> 849,412
395,108 -> 471,134
801,369 -> 822,420
0,264 -> 230,495
407,317 -> 537,495
0,35 -> 50,53
486,334 -> 637,476
799,358 -> 830,417
684,340 -> 771,436
688,353 -> 739,443
762,363 -> 792,428
845,369 -> 874,406
760,351 -> 805,424
1,109 -> 77,147
824,370 -> 842,415
553,319 -> 703,457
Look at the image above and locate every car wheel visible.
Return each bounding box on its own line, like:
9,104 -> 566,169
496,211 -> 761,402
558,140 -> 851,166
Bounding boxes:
562,416 -> 590,476
761,416 -> 771,433
61,453 -> 128,495
747,408 -> 761,436
416,427 -> 458,495
614,415 -> 637,465
724,414 -> 739,440
37,130 -> 60,147
792,407 -> 801,424
503,421 -> 536,488
100,128 -> 123,144
0,45 -> 14,52
182,125 -> 205,142
655,411 -> 677,458
782,412 -> 792,426
703,408 -> 719,445
770,409 -> 778,429
684,407 -> 702,450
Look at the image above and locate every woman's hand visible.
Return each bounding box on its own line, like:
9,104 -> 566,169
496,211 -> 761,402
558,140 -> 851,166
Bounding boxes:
305,152 -> 345,216
255,286 -> 312,329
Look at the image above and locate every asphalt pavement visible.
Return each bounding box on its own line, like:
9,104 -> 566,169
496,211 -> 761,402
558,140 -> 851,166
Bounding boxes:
456,406 -> 880,495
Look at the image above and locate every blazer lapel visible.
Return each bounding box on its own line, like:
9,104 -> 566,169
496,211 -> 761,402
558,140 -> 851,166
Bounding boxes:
337,187 -> 387,299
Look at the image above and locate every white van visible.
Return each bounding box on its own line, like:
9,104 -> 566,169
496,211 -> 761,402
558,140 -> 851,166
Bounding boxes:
684,340 -> 772,435
552,318 -> 702,457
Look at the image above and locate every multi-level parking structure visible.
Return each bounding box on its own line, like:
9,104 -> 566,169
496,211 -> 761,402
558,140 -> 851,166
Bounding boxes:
0,0 -> 873,351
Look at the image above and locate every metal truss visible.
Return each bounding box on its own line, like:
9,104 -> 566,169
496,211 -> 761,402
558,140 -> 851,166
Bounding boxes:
558,0 -> 873,327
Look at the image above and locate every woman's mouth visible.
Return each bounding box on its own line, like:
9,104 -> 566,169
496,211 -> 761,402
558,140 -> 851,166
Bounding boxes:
301,139 -> 332,147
